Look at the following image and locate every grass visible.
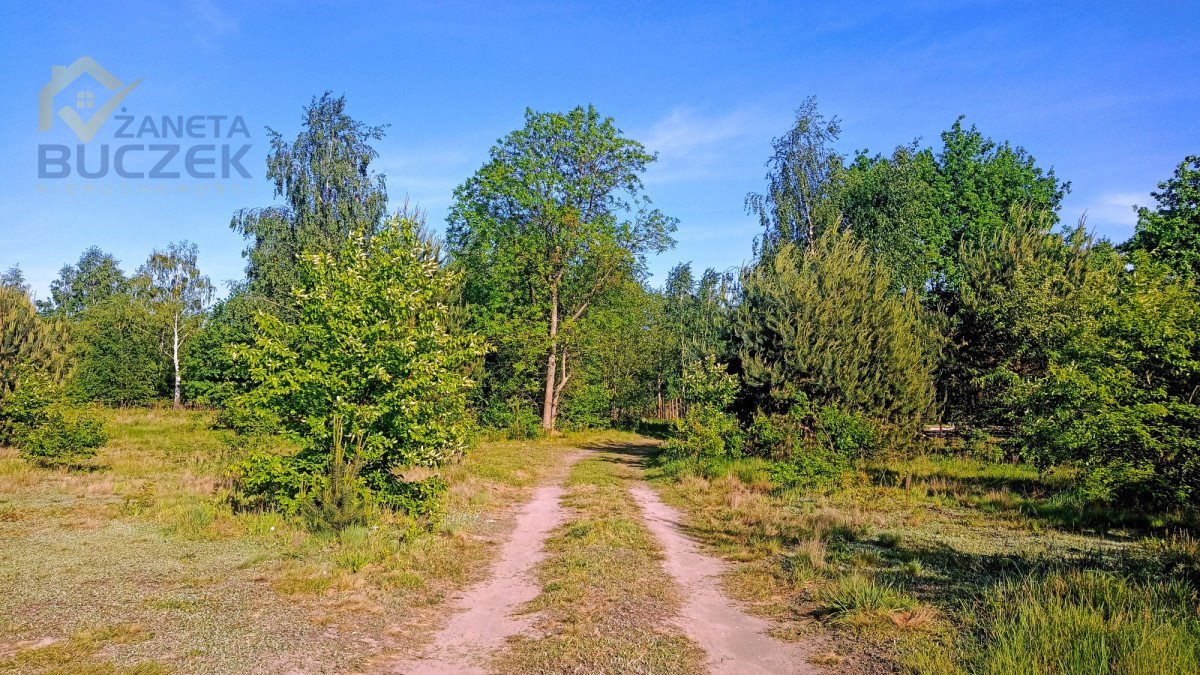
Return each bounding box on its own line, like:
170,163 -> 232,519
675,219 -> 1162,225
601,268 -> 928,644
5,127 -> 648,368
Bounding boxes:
968,570 -> 1200,674
646,447 -> 1200,673
493,439 -> 706,674
0,408 -> 608,673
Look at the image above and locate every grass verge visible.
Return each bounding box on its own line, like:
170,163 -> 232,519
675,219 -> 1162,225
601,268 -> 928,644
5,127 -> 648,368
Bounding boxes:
493,438 -> 706,674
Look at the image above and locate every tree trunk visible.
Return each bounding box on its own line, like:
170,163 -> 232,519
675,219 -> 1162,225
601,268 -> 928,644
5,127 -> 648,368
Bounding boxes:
172,314 -> 182,409
541,282 -> 559,430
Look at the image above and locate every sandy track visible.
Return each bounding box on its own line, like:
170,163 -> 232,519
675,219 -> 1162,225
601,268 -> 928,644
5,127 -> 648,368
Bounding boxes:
630,483 -> 821,675
389,451 -> 584,674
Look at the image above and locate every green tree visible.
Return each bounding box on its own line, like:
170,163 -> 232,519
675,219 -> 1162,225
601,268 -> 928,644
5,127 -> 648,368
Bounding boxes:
1124,156 -> 1200,277
1019,251 -> 1200,507
1,286 -> 69,398
946,209 -> 1103,431
1,266 -> 30,294
229,216 -> 487,513
70,294 -> 163,406
448,105 -> 676,430
746,97 -> 844,254
232,93 -> 388,311
928,118 -> 1069,288
38,247 -> 127,317
736,230 -> 938,429
139,241 -> 214,408
839,144 -> 944,294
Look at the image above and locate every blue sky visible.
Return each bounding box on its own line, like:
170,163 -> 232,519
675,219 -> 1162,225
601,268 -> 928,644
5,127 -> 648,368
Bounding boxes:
2,1 -> 1197,300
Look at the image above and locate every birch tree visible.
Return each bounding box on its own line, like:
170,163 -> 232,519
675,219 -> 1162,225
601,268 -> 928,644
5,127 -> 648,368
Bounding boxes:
141,241 -> 214,408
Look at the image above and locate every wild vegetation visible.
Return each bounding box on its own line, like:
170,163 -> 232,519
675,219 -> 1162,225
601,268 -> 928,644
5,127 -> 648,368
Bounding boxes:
3,91 -> 1199,673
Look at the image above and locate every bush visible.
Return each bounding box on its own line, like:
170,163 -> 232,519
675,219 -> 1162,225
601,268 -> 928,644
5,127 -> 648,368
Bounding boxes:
745,402 -> 874,489
664,407 -> 744,462
1,375 -> 107,465
15,409 -> 108,466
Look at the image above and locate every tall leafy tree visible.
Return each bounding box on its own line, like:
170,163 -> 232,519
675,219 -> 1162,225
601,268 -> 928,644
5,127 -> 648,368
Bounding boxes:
746,97 -> 844,254
1,266 -> 30,294
448,105 -> 676,430
232,93 -> 388,310
1124,155 -> 1200,277
139,241 -> 215,408
39,247 -> 126,317
70,293 -> 163,406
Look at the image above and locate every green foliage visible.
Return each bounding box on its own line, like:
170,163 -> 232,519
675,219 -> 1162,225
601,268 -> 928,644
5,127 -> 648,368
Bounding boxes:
448,104 -> 676,430
228,215 -> 486,515
139,240 -> 215,407
38,246 -> 127,318
1,286 -> 69,397
663,355 -> 743,462
1125,155 -> 1200,278
839,143 -> 945,294
231,93 -> 388,308
1,375 -> 107,465
296,418 -> 372,532
69,294 -> 165,405
1018,251 -> 1200,507
15,408 -> 108,466
943,208 -> 1103,430
746,96 -> 844,253
970,571 -> 1200,675
737,230 -> 938,428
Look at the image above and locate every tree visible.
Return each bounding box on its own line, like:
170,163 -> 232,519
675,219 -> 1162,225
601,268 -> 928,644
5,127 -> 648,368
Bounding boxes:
1,286 -> 69,397
746,97 -> 844,254
70,293 -> 164,406
839,144 -> 944,294
946,209 -> 1104,431
448,105 -> 676,430
139,241 -> 214,408
39,247 -> 126,317
928,118 -> 1069,288
232,93 -> 388,311
735,230 -> 938,429
229,216 -> 487,513
1124,156 -> 1200,278
1,266 -> 30,294
1019,251 -> 1200,507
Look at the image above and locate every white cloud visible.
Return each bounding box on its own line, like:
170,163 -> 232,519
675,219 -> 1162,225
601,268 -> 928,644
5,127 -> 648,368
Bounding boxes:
1083,191 -> 1146,229
639,105 -> 780,184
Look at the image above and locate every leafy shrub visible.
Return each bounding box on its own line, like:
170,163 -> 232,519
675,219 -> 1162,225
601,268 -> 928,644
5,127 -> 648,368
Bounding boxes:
227,217 -> 487,517
746,402 -> 871,489
664,407 -> 743,462
0,374 -> 58,445
1,375 -> 107,465
15,409 -> 107,466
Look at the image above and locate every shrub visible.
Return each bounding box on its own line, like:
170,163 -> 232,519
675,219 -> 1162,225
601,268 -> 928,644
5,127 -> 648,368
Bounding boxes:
227,217 -> 487,516
1,375 -> 107,465
15,409 -> 108,466
664,407 -> 743,462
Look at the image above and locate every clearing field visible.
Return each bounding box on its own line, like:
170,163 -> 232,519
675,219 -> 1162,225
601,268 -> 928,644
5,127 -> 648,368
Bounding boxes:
3,410 -> 1198,674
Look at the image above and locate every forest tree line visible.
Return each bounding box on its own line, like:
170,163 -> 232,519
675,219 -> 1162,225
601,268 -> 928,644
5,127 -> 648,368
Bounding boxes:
3,93 -> 1199,516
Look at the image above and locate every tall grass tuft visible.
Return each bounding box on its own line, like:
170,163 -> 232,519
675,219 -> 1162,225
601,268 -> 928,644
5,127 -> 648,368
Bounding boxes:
973,570 -> 1200,674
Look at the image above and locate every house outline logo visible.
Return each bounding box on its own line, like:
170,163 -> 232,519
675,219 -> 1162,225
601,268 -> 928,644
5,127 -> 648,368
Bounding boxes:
38,57 -> 142,143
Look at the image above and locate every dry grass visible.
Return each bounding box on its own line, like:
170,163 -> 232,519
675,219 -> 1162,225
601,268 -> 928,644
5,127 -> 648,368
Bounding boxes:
645,450 -> 1157,672
0,408 -> 602,673
493,439 -> 706,674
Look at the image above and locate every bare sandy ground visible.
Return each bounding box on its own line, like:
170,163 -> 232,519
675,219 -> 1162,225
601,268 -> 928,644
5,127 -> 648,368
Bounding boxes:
630,483 -> 822,675
389,451 -> 584,674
